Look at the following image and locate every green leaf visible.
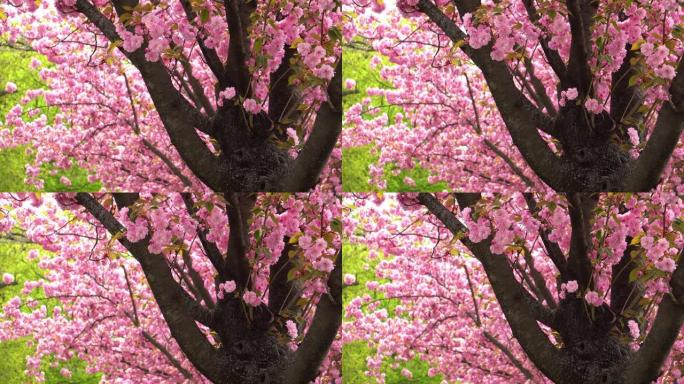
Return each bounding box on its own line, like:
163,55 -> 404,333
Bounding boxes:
330,218 -> 342,233
673,218 -> 684,234
253,38 -> 263,53
628,74 -> 640,87
328,27 -> 342,42
199,8 -> 209,23
287,268 -> 298,282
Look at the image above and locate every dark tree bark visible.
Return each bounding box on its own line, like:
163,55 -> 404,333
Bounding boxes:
417,192 -> 684,384
73,0 -> 341,192
75,192 -> 341,384
0,280 -> 17,289
415,0 -> 684,192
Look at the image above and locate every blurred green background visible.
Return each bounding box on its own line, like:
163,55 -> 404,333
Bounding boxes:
0,235 -> 101,383
0,46 -> 100,192
342,44 -> 447,193
343,242 -> 446,383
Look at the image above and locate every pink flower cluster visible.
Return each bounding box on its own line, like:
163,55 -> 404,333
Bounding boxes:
0,192 -> 342,383
2,273 -> 14,285
342,193 -> 684,382
4,82 -> 17,93
216,280 -> 236,300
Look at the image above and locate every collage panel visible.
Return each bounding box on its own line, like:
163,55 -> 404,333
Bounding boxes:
342,192 -> 684,383
0,192 -> 341,383
1,0 -> 683,382
342,1 -> 683,192
0,0 -> 341,193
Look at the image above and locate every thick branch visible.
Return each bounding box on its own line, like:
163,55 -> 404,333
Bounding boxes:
521,0 -> 568,85
610,47 -> 643,126
610,239 -> 642,318
416,0 -> 566,189
282,251 -> 341,384
75,0 -> 227,191
483,331 -> 535,381
565,0 -> 596,96
178,0 -> 225,83
74,193 -> 226,383
223,0 -> 255,96
269,240 -> 302,315
282,59 -> 342,191
522,194 -> 567,276
417,193 -> 565,381
626,59 -> 684,191
624,257 -> 684,383
180,193 -> 226,275
269,47 -> 301,127
565,193 -> 596,290
225,193 -> 256,288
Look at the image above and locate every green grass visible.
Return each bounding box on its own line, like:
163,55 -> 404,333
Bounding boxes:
0,240 -> 102,383
343,243 -> 445,383
0,47 -> 100,192
342,46 -> 447,192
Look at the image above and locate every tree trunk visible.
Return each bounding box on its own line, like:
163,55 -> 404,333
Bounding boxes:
555,106 -> 632,191
553,298 -> 633,384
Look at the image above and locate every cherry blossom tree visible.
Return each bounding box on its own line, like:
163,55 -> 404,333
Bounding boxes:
344,0 -> 683,192
0,0 -> 341,192
344,192 -> 684,383
0,192 -> 341,383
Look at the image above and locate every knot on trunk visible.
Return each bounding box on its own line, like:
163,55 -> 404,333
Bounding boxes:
670,263 -> 684,304
214,299 -> 291,383
563,144 -> 631,190
225,141 -> 293,191
555,298 -> 633,383
555,105 -> 632,190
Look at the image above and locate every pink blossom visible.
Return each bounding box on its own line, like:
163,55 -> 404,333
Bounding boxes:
29,58 -> 41,70
243,98 -> 261,114
286,320 -> 298,339
656,258 -> 676,273
628,320 -> 640,339
345,79 -> 357,90
123,33 -> 144,53
223,280 -> 236,293
286,128 -> 299,145
655,65 -> 676,80
27,249 -> 39,260
217,87 -> 236,107
126,218 -> 149,243
217,281 -> 237,300
4,82 -> 17,94
314,64 -> 335,80
2,273 -> 14,285
584,98 -> 603,114
343,273 -> 356,285
313,257 -> 335,272
401,368 -> 413,379
145,37 -> 169,62
242,290 -> 261,307
403,176 -> 416,187
627,128 -> 640,146
565,88 -> 578,100
59,176 -> 71,186
584,291 -> 603,307
565,280 -> 578,293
